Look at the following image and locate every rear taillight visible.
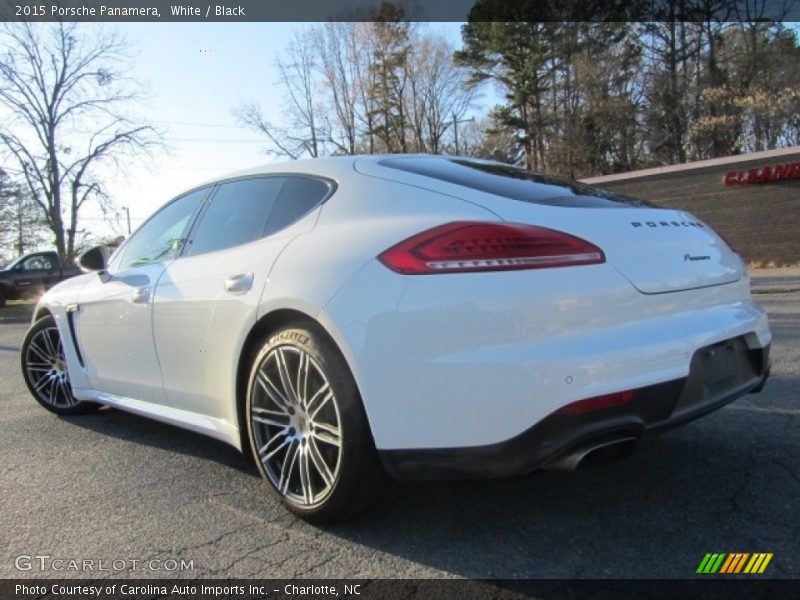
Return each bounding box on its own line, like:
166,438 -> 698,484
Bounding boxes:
557,390 -> 635,415
378,221 -> 605,275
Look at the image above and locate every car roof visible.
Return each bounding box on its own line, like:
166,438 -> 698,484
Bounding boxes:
186,154 -> 477,192
190,155 -> 373,190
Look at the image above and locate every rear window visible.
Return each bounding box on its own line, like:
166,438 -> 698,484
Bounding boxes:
379,157 -> 652,208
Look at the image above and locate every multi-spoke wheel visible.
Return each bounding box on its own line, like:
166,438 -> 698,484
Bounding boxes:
21,316 -> 98,415
246,323 -> 390,523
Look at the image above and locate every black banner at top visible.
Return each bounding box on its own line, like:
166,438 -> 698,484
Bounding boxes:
1,0 -> 799,23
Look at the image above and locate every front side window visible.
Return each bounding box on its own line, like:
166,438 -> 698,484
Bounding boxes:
115,188 -> 207,271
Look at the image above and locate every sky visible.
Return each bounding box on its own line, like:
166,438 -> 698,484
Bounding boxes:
91,22 -> 467,235
19,20 -> 799,242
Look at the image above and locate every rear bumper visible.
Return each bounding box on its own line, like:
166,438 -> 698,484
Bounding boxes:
379,337 -> 770,480
323,259 -> 771,451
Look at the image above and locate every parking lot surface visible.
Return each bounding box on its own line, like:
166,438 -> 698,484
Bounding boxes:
0,278 -> 797,579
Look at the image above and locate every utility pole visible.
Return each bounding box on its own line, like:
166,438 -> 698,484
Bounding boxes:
452,113 -> 475,156
123,206 -> 131,235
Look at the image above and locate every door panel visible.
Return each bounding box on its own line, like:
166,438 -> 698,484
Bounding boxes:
14,253 -> 55,298
73,187 -> 209,402
13,271 -> 45,297
152,238 -> 287,420
76,263 -> 169,402
153,175 -> 331,421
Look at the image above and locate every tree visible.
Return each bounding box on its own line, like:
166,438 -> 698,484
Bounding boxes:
724,22 -> 800,152
405,34 -> 476,154
0,168 -> 48,263
455,21 -> 557,170
462,114 -> 524,165
366,10 -> 412,153
0,23 -> 160,262
0,169 -> 22,262
313,21 -> 366,155
237,16 -> 474,159
234,30 -> 323,159
639,5 -> 699,165
566,23 -> 644,175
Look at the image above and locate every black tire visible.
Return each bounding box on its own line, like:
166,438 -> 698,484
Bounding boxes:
245,322 -> 391,523
0,289 -> 6,308
21,316 -> 99,415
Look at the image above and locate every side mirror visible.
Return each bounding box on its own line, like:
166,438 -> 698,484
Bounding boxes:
77,245 -> 110,273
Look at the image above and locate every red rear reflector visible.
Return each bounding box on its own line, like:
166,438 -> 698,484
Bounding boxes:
378,221 -> 605,274
557,390 -> 635,415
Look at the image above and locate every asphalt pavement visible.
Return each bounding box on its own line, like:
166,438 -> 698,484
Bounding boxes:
0,274 -> 797,580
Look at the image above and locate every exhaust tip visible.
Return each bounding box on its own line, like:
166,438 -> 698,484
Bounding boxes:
545,436 -> 639,471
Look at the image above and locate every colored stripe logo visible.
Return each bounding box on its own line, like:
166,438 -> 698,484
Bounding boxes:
696,553 -> 773,574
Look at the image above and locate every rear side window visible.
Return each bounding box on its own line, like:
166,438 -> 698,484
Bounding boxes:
379,157 -> 652,208
265,177 -> 330,236
186,175 -> 331,256
187,178 -> 284,256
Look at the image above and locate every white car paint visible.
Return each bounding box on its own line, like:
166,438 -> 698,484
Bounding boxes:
76,262 -> 169,403
34,155 -> 771,456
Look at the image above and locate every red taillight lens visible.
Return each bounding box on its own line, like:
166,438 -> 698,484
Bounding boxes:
557,390 -> 635,415
378,221 -> 605,275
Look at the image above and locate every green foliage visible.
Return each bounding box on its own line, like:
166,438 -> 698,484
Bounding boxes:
0,168 -> 49,264
457,4 -> 800,177
238,2 -> 800,177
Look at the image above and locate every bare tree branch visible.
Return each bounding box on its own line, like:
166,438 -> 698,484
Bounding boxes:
0,23 -> 162,261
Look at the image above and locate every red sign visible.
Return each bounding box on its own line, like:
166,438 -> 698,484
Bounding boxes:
725,161 -> 800,186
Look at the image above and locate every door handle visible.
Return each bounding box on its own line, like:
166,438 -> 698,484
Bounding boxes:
224,272 -> 254,295
132,287 -> 150,304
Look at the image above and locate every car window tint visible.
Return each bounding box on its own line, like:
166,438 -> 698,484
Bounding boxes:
379,157 -> 653,208
264,176 -> 330,236
116,188 -> 206,270
187,177 -> 285,256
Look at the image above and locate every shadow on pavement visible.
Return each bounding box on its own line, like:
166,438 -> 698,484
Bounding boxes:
64,406 -> 259,477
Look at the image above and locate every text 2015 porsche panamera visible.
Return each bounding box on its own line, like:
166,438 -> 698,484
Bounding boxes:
21,155 -> 771,522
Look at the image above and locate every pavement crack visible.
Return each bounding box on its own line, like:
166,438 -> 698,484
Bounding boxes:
294,551 -> 342,576
770,456 -> 800,487
172,522 -> 261,555
205,533 -> 289,576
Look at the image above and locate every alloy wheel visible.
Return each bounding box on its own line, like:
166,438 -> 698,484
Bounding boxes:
250,345 -> 343,507
24,324 -> 77,409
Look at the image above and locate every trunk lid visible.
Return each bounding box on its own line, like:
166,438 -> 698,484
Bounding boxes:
490,203 -> 742,294
357,156 -> 742,294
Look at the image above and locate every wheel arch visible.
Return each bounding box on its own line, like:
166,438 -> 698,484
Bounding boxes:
33,305 -> 53,322
234,307 -> 366,455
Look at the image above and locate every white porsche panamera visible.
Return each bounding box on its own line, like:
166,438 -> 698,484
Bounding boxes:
21,155 -> 771,522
